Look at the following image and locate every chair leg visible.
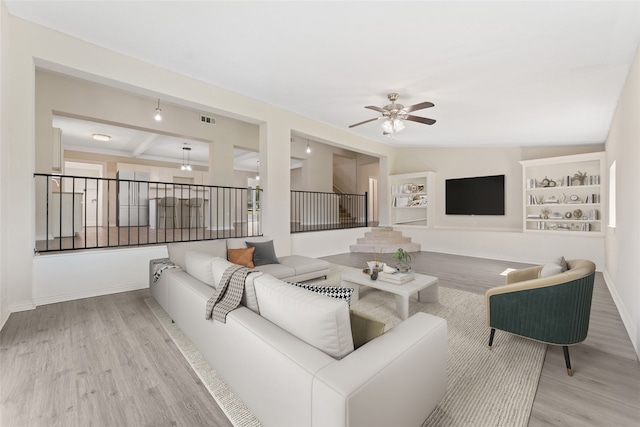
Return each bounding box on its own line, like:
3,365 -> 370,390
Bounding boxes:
563,346 -> 573,376
488,328 -> 496,350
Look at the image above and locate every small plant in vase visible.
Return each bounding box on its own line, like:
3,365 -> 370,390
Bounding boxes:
392,248 -> 413,273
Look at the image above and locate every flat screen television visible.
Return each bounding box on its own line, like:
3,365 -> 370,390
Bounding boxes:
445,174 -> 505,215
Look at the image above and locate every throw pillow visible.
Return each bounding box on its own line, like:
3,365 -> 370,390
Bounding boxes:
540,256 -> 568,277
350,310 -> 385,349
246,240 -> 280,266
288,282 -> 354,307
228,247 -> 255,268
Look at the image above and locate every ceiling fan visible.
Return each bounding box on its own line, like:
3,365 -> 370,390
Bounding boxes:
349,93 -> 436,135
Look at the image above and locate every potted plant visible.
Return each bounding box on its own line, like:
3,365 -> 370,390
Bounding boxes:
392,248 -> 413,273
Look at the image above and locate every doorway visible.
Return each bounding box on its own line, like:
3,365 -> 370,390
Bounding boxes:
64,161 -> 104,227
369,177 -> 378,224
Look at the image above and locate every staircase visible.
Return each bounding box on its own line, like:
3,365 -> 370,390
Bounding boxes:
349,226 -> 421,253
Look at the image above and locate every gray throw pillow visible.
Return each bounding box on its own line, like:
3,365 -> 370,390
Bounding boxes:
246,240 -> 280,266
540,256 -> 568,277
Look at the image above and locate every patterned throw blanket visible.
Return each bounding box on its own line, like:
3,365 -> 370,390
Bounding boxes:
151,258 -> 181,284
205,265 -> 254,323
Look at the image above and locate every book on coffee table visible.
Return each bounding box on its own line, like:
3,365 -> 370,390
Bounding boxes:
378,271 -> 415,284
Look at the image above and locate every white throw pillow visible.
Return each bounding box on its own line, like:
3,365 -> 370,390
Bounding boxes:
255,274 -> 354,359
184,251 -> 217,287
540,256 -> 568,277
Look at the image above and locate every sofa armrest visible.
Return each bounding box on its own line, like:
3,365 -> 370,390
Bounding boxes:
505,265 -> 542,284
312,313 -> 447,427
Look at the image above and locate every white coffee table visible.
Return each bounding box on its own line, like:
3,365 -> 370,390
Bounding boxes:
340,270 -> 439,320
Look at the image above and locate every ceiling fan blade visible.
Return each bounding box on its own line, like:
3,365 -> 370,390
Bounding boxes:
402,101 -> 435,113
405,115 -> 436,125
348,117 -> 381,128
365,105 -> 387,113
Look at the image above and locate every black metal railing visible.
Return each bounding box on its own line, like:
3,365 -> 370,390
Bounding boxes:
290,190 -> 368,233
34,173 -> 262,253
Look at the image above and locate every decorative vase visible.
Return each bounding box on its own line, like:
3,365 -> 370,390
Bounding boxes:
370,270 -> 378,280
396,261 -> 410,273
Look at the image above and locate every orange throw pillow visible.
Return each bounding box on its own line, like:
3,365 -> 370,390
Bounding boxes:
228,247 -> 255,268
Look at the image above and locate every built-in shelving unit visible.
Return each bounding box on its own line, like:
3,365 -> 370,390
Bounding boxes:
520,152 -> 605,235
389,171 -> 434,227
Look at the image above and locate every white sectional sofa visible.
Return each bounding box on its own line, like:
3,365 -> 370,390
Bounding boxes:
150,238 -> 448,427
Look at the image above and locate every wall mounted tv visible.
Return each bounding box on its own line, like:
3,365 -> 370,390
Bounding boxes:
445,174 -> 505,215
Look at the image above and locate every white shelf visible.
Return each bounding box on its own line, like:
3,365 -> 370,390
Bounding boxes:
389,171 -> 434,227
520,152 -> 605,235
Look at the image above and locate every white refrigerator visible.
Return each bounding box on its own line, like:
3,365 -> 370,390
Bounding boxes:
117,170 -> 150,226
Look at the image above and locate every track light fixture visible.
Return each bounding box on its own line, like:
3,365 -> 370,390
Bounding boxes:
154,99 -> 162,122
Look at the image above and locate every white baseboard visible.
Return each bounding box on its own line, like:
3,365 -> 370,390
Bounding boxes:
602,269 -> 639,358
8,300 -> 36,313
32,282 -> 148,307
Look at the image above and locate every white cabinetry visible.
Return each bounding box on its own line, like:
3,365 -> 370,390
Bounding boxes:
389,172 -> 434,227
520,152 -> 605,235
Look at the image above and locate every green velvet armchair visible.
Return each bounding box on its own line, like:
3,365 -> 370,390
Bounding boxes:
485,259 -> 596,376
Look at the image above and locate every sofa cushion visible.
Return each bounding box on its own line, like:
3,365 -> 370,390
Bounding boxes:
254,274 -> 354,359
211,257 -> 262,314
246,240 -> 280,266
228,247 -> 255,268
350,310 -> 386,349
184,251 -> 218,287
253,263 -> 296,279
167,239 -> 227,269
288,282 -> 353,306
540,256 -> 568,277
279,255 -> 331,276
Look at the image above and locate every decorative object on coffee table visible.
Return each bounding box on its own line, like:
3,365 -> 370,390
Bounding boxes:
392,248 -> 413,272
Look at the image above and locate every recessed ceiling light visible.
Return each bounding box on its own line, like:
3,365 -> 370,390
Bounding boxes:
92,133 -> 111,141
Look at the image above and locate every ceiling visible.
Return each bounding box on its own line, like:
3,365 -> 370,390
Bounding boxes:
53,115 -> 303,171
6,1 -> 640,148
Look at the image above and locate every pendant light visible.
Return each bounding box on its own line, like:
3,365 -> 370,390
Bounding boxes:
181,144 -> 192,171
306,140 -> 311,154
154,99 -> 162,121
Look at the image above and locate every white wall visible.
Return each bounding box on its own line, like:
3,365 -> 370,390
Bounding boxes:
0,2 -> 9,327
32,246 -> 167,305
604,45 -> 640,358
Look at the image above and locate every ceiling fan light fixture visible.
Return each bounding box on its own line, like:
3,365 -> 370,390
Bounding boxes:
154,99 -> 162,122
92,133 -> 111,141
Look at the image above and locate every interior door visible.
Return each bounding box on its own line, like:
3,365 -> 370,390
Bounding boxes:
64,162 -> 104,227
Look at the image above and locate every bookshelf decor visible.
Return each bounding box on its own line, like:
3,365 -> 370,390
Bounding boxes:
520,152 -> 605,235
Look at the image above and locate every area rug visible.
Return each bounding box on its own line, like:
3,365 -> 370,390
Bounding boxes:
145,263 -> 546,427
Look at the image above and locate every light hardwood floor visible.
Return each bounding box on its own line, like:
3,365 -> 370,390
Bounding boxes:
1,251 -> 638,426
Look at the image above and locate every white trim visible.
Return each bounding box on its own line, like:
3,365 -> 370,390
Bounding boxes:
7,301 -> 36,313
32,281 -> 148,307
602,269 -> 638,357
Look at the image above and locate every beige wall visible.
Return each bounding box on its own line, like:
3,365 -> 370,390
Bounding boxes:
391,145 -> 603,231
0,12 -> 393,315
604,44 -> 640,358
